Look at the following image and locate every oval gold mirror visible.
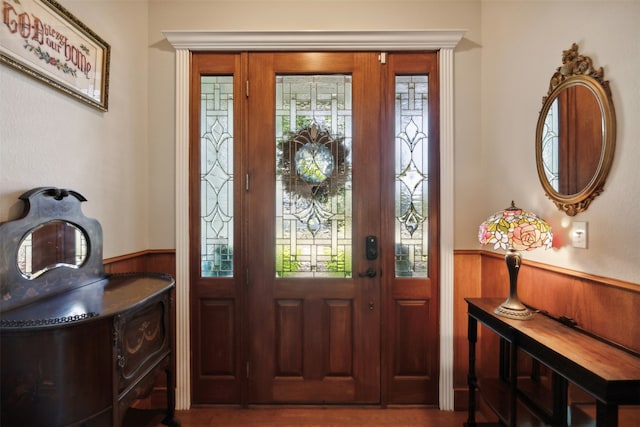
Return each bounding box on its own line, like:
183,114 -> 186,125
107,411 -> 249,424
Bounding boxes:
535,43 -> 616,216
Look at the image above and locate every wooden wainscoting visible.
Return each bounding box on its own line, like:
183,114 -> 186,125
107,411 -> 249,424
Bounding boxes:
453,249 -> 640,418
104,250 -> 176,277
104,249 -> 639,416
478,250 -> 640,353
104,250 -> 177,410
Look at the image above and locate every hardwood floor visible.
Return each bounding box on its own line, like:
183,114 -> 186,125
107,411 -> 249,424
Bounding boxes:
124,404 -> 640,426
125,406 -> 470,427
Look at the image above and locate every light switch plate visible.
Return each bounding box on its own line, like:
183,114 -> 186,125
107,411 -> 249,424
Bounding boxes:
571,221 -> 588,249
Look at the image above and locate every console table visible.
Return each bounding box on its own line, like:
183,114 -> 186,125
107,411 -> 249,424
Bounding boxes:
465,298 -> 640,427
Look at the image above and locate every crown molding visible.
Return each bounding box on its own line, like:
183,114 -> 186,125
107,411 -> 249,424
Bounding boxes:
163,29 -> 465,51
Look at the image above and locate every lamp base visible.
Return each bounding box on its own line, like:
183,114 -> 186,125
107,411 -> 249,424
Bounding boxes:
494,298 -> 534,320
494,248 -> 534,320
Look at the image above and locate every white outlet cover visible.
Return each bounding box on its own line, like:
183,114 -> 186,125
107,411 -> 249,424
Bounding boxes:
571,221 -> 588,249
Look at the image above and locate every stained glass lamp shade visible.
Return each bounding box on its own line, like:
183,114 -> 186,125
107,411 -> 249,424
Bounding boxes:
478,201 -> 553,320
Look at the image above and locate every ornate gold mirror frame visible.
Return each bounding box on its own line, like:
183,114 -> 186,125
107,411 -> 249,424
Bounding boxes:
535,43 -> 616,216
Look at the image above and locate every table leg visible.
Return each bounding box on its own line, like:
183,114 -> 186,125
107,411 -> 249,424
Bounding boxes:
596,401 -> 618,427
162,364 -> 178,426
499,338 -> 510,382
551,371 -> 568,425
465,315 -> 478,427
509,337 -> 518,427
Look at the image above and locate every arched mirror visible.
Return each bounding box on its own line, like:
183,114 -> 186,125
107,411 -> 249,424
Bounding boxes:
536,43 -> 616,216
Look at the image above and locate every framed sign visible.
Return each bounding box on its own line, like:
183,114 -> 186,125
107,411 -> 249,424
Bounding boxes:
1,0 -> 110,111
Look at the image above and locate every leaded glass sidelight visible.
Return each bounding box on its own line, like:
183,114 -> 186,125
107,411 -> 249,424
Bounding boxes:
395,76 -> 429,278
275,75 -> 352,278
200,76 -> 234,277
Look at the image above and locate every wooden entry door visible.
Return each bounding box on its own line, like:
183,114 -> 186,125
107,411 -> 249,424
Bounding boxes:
190,52 -> 440,405
246,53 -> 382,403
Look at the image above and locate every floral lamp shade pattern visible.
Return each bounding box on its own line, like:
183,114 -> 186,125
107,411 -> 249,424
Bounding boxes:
478,201 -> 553,252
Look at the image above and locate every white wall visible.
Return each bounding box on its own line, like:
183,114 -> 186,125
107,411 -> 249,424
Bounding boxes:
479,0 -> 640,283
1,0 -> 638,284
0,0 -> 150,258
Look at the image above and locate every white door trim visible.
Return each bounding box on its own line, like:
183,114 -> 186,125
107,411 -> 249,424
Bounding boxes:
164,29 -> 465,411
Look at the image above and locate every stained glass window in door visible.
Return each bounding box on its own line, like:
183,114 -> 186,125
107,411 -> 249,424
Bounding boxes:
395,76 -> 429,278
200,76 -> 234,277
275,75 -> 352,278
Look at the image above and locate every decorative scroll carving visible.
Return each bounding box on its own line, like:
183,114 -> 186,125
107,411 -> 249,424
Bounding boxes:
548,188 -> 602,217
125,319 -> 161,355
545,42 -> 611,101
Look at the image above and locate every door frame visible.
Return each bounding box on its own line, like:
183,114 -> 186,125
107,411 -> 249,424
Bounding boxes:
164,29 -> 465,410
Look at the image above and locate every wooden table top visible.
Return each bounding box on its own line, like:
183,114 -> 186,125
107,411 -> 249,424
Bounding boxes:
466,298 -> 640,385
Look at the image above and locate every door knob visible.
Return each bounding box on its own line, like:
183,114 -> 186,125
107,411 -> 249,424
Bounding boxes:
358,268 -> 377,278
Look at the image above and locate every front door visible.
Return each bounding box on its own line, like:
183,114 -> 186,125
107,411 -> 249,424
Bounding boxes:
190,52 -> 440,405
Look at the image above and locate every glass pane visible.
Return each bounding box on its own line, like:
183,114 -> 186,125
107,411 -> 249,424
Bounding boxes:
275,75 -> 352,278
200,76 -> 234,277
542,98 -> 560,192
395,76 -> 429,278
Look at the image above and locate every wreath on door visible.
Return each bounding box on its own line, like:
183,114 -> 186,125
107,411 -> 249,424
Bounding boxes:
278,122 -> 349,201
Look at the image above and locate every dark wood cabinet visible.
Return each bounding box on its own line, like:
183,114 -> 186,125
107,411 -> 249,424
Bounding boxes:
1,274 -> 176,426
0,188 -> 177,426
465,298 -> 640,427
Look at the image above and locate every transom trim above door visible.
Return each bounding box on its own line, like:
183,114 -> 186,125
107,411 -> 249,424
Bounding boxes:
164,29 -> 465,411
163,29 -> 465,51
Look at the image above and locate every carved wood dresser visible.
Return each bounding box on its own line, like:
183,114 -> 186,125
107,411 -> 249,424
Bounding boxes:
0,187 -> 177,426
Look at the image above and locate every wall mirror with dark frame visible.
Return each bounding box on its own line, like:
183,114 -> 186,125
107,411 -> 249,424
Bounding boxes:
535,43 -> 616,216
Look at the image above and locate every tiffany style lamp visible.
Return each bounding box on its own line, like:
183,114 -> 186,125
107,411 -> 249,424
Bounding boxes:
478,201 -> 553,320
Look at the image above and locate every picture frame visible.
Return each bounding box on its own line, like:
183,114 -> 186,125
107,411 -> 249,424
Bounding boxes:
1,0 -> 110,111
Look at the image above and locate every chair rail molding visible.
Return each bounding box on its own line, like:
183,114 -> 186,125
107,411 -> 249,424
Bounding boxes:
164,29 -> 465,411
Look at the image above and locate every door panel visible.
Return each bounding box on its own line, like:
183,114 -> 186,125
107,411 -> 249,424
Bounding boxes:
381,53 -> 440,404
189,53 -> 246,403
246,52 -> 381,403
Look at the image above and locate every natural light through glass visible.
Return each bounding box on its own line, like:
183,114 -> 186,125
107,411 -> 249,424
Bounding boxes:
200,75 -> 234,277
542,98 -> 560,192
275,75 -> 352,278
395,75 -> 429,278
